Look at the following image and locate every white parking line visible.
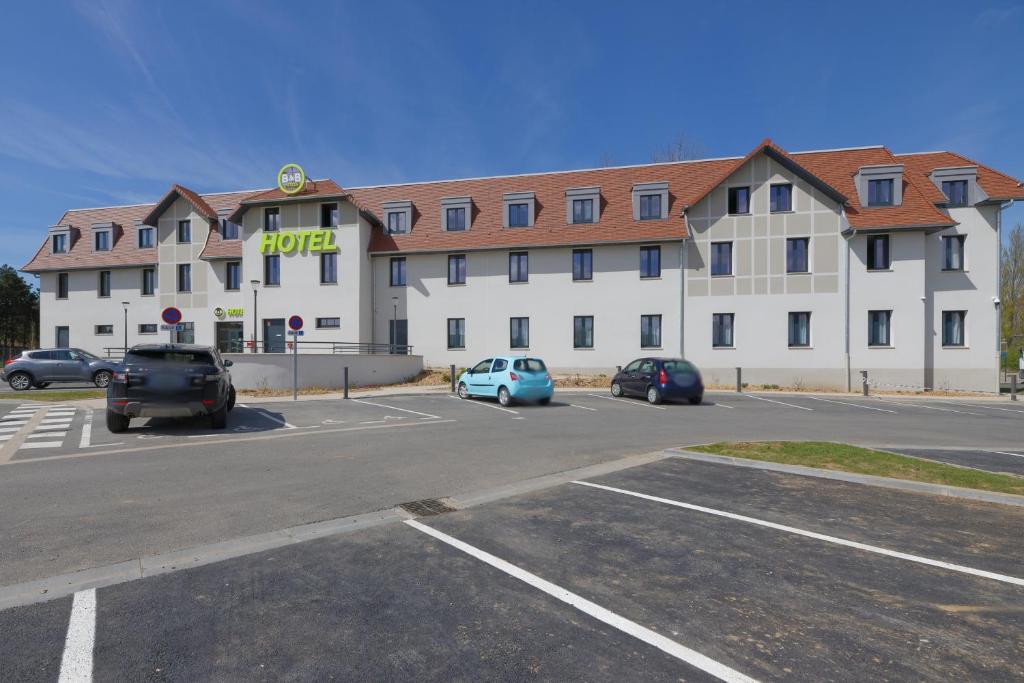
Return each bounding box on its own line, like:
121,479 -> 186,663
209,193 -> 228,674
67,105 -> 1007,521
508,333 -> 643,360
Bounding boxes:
573,481 -> 1024,587
79,410 -> 92,448
950,402 -> 1024,414
873,399 -> 982,416
711,402 -> 734,409
568,403 -> 598,411
250,410 -> 297,429
804,396 -> 896,413
587,394 -> 666,410
447,395 -> 519,415
405,520 -> 757,683
58,588 -> 95,683
744,395 -> 814,411
989,451 -> 1024,459
352,398 -> 442,419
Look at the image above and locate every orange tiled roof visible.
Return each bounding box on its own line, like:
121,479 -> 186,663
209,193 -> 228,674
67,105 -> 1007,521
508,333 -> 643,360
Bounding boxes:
895,151 -> 1024,202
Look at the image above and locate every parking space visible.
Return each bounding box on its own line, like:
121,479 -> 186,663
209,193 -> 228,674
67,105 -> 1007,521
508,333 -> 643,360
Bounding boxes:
3,456 -> 1022,681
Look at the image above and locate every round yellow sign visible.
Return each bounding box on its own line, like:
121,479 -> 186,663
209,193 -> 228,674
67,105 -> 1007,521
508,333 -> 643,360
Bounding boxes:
277,163 -> 306,195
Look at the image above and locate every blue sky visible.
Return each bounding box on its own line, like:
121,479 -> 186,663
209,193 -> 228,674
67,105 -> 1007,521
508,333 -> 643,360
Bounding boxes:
3,1 -> 1023,277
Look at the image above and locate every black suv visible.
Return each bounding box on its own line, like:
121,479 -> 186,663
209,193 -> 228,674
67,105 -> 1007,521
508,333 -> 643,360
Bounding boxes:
106,344 -> 236,433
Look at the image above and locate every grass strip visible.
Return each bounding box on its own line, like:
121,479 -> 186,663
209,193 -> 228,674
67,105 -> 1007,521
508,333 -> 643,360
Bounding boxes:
690,441 -> 1024,497
0,390 -> 105,402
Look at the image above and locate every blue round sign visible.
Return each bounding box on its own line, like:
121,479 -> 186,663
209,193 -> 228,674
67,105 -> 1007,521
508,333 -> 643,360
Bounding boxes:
288,315 -> 304,331
161,307 -> 182,325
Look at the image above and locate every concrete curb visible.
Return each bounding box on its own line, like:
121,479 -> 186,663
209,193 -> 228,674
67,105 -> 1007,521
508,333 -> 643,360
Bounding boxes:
666,448 -> 1024,508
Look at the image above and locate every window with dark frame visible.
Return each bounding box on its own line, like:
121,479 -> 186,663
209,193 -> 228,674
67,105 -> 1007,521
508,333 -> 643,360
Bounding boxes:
509,252 -> 528,283
446,207 -> 467,231
711,242 -> 733,276
788,312 -> 811,347
728,186 -> 750,214
177,219 -> 191,243
447,318 -> 465,349
508,203 -> 529,227
867,235 -> 890,270
448,254 -> 466,285
390,257 -> 406,286
639,246 -> 661,278
225,262 -> 240,291
510,317 -> 529,348
942,180 -> 968,207
98,270 -> 111,297
177,264 -> 191,292
138,324 -> 158,335
316,317 -> 341,329
867,179 -> 894,206
264,255 -> 280,286
640,314 -> 662,348
639,194 -> 661,220
572,198 -> 594,224
942,310 -> 966,347
868,310 -> 891,347
942,235 -> 965,271
142,268 -> 156,296
94,231 -> 110,251
573,316 -> 594,349
264,207 -> 280,231
712,313 -> 734,348
138,227 -> 155,248
221,220 -> 239,240
572,249 -> 592,281
387,211 -> 407,234
786,237 -> 809,273
770,183 -> 792,212
321,203 -> 339,228
320,252 -> 338,284
52,234 -> 67,253
57,272 -> 69,299
95,325 -> 114,335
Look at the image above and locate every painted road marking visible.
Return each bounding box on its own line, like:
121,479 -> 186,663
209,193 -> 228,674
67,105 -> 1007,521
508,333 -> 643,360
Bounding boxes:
20,441 -> 65,449
0,425 -> 24,432
27,431 -> 67,439
873,399 -> 982,416
573,481 -> 1024,587
58,588 -> 95,683
79,410 -> 93,448
804,396 -> 897,413
353,398 -> 441,420
250,410 -> 297,429
712,402 -> 734,409
36,424 -> 73,431
447,395 -> 520,415
405,520 -> 758,683
989,451 -> 1024,459
950,402 -> 1024,414
587,394 -> 667,410
744,395 -> 814,411
568,403 -> 598,411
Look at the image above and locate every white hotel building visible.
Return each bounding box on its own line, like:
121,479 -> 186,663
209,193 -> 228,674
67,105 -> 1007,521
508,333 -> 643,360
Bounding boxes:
23,140 -> 1024,392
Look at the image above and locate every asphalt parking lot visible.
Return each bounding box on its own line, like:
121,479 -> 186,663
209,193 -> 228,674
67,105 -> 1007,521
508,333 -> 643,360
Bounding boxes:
2,456 -> 1022,681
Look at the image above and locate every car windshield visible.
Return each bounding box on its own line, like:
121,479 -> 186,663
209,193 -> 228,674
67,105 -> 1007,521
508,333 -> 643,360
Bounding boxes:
513,358 -> 546,372
126,350 -> 215,365
663,360 -> 696,373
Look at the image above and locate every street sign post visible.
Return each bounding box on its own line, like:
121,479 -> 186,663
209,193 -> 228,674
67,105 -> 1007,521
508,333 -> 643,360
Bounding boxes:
161,307 -> 183,343
288,316 -> 304,400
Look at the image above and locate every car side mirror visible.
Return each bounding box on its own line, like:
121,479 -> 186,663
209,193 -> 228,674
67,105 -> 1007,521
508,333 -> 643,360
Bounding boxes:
223,360 -> 233,367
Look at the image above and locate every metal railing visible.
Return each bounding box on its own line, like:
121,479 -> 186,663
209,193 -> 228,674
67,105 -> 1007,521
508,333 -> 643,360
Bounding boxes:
103,340 -> 414,358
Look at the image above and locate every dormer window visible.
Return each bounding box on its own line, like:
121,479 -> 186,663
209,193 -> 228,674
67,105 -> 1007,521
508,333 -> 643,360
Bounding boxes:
264,207 -> 280,232
177,219 -> 191,243
52,233 -> 67,254
94,231 -> 110,251
566,187 -> 601,224
867,179 -> 893,207
441,196 -> 472,232
388,212 -> 406,233
138,227 -> 155,248
382,200 -> 412,235
320,203 -> 338,228
503,192 -> 535,228
728,187 -> 751,215
220,219 -> 239,240
632,182 -> 669,221
941,180 -> 968,207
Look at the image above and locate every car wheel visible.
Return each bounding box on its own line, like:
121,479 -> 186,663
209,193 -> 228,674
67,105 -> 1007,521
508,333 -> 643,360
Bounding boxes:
538,397 -> 551,406
33,382 -> 51,389
7,372 -> 32,391
210,404 -> 228,429
458,382 -> 469,399
688,395 -> 702,405
610,382 -> 623,397
227,386 -> 236,412
93,370 -> 112,388
106,410 -> 130,433
498,386 -> 511,407
646,386 -> 663,405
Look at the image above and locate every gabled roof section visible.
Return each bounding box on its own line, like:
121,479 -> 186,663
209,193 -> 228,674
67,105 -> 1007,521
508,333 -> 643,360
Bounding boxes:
227,178 -> 383,227
895,151 -> 1024,202
142,184 -> 219,226
682,138 -> 848,210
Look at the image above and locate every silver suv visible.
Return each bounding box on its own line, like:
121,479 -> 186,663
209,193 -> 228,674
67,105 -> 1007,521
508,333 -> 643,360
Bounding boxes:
2,348 -> 120,390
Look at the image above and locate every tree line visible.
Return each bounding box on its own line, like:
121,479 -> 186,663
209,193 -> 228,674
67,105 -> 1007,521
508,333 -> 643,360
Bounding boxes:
0,265 -> 38,361
1001,223 -> 1024,375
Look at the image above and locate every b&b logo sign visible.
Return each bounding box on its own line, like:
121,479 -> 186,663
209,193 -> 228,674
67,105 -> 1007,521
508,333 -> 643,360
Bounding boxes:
277,163 -> 306,195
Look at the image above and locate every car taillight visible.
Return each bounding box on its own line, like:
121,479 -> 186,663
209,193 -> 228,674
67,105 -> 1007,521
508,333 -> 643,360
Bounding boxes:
658,369 -> 668,385
201,399 -> 216,406
509,371 -> 519,381
3,359 -> 13,366
113,370 -> 128,382
545,373 -> 552,382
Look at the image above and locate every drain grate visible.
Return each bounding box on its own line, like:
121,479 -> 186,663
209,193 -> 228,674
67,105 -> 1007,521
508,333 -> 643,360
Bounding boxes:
400,498 -> 459,517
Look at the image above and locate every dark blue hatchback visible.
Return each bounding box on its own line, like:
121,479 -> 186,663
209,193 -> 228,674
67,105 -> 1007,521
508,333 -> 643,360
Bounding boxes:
610,358 -> 704,405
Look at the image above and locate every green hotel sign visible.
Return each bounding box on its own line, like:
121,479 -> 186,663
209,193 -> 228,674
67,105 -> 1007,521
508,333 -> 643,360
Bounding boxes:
259,229 -> 338,254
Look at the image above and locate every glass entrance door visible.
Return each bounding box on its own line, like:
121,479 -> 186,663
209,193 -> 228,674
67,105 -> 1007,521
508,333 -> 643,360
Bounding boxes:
55,326 -> 70,348
389,319 -> 408,354
216,322 -> 245,353
263,318 -> 286,353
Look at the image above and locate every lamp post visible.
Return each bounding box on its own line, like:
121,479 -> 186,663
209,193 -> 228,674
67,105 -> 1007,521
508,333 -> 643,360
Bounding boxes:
121,301 -> 130,356
250,280 -> 261,353
391,296 -> 398,354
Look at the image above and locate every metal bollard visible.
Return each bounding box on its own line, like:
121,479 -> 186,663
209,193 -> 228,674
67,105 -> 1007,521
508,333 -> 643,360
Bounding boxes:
343,366 -> 350,399
1012,375 -> 1018,402
861,370 -> 869,396
450,364 -> 457,393
736,367 -> 742,393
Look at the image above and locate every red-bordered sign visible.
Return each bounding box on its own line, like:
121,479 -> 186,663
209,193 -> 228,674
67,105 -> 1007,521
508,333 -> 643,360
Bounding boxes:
288,315 -> 304,331
161,307 -> 182,325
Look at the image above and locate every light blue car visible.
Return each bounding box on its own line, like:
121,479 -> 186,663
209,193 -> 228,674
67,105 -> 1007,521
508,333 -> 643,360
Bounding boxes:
457,356 -> 554,407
